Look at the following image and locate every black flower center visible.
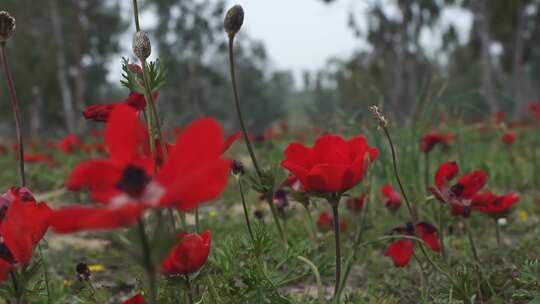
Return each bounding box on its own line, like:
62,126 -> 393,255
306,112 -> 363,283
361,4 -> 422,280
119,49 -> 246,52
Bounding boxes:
116,165 -> 151,197
0,243 -> 16,264
450,183 -> 464,197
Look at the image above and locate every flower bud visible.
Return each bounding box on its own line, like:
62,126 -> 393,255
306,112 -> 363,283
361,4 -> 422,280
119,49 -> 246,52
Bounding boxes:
132,31 -> 151,60
224,5 -> 244,37
0,11 -> 16,44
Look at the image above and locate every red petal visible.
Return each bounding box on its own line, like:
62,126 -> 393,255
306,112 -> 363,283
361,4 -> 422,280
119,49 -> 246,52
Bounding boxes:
415,223 -> 440,252
1,200 -> 51,265
66,159 -> 123,203
384,239 -> 414,267
223,131 -> 241,153
122,294 -> 146,304
49,204 -> 145,233
282,143 -> 315,171
162,230 -> 211,275
435,161 -> 459,188
305,164 -> 355,192
312,135 -> 351,164
457,171 -> 487,198
105,105 -> 146,163
0,260 -> 13,283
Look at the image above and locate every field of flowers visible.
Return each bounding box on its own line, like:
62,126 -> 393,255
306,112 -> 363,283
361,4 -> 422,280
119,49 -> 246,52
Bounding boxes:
0,3 -> 539,304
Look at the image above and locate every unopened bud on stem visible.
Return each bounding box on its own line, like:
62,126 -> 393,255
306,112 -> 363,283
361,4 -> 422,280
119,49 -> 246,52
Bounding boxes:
0,11 -> 16,44
224,5 -> 244,37
369,105 -> 388,129
132,31 -> 151,60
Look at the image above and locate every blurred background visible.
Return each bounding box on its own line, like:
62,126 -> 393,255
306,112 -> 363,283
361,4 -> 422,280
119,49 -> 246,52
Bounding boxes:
1,0 -> 540,138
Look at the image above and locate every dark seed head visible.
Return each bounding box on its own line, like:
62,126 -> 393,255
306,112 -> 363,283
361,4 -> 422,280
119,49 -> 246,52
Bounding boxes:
224,5 -> 244,37
231,160 -> 245,176
116,165 -> 151,197
0,11 -> 15,44
132,31 -> 151,60
76,262 -> 91,281
253,209 -> 264,220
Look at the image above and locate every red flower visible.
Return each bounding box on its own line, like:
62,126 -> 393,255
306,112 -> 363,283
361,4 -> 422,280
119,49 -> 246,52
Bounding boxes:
23,153 -> 55,166
0,188 -> 51,282
381,184 -> 401,211
49,105 -> 231,233
471,191 -> 519,217
58,134 -> 82,154
281,134 -> 378,193
501,132 -> 517,146
384,222 -> 440,267
346,192 -> 367,212
122,294 -> 145,304
527,101 -> 540,119
317,211 -> 332,230
162,230 -> 211,275
429,161 -> 487,217
83,92 -> 158,122
420,132 -> 455,154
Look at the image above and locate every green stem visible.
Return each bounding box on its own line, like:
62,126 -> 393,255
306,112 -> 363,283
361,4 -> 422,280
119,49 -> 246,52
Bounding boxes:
195,207 -> 200,233
424,153 -> 430,189
10,271 -> 21,303
303,205 -> 317,240
296,256 -> 324,304
331,202 -> 342,301
38,244 -> 51,303
465,220 -> 497,299
494,218 -> 500,246
137,220 -> 157,304
184,275 -> 194,304
1,45 -> 26,187
438,203 -> 446,260
131,0 -> 141,31
238,179 -> 255,243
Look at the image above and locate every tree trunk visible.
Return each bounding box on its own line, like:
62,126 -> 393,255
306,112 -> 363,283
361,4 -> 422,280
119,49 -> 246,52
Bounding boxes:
512,0 -> 527,110
473,0 -> 498,112
50,0 -> 76,133
71,0 -> 86,132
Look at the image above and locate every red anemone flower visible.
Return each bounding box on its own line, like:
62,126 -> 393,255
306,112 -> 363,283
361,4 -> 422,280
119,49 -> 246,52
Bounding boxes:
420,132 -> 455,154
384,222 -> 440,267
83,92 -> 158,122
49,105 -> 231,233
346,192 -> 367,212
162,230 -> 211,275
0,187 -> 51,282
429,161 -> 487,217
281,134 -> 378,193
58,134 -> 82,154
527,101 -> 540,119
501,132 -> 517,146
24,153 -> 55,166
122,294 -> 145,304
317,211 -> 332,230
471,191 -> 519,218
381,184 -> 401,211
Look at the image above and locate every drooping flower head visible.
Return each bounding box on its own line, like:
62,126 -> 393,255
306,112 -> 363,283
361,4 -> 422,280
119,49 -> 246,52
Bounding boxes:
49,105 -> 231,233
281,134 -> 378,194
384,222 -> 440,267
420,132 -> 455,154
381,184 -> 401,212
162,230 -> 211,275
429,161 -> 487,217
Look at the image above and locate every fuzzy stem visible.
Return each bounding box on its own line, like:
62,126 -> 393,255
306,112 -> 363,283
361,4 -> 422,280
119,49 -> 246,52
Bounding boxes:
132,0 -> 141,31
331,202 -> 342,301
238,179 -> 255,243
382,127 -> 416,222
1,45 -> 26,187
137,220 -> 157,304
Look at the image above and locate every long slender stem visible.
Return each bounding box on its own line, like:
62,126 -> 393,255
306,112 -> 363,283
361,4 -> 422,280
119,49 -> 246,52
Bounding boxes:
465,220 -> 497,299
1,45 -> 26,187
10,271 -> 21,303
137,220 -> 157,304
296,256 -> 325,304
132,0 -> 141,31
184,275 -> 194,304
382,127 -> 416,222
195,207 -> 200,233
331,203 -> 341,301
424,153 -> 430,189
238,179 -> 255,243
38,244 -> 51,303
227,36 -> 261,176
439,203 -> 446,260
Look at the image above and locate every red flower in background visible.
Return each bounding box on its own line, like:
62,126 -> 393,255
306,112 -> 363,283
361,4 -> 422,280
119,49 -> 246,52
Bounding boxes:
122,294 -> 145,304
317,211 -> 332,230
528,101 -> 540,119
282,134 -> 378,193
381,184 -> 401,211
429,161 -> 487,217
471,191 -> 519,218
162,230 -> 211,275
58,134 -> 82,154
24,153 -> 55,166
49,105 -> 231,233
346,192 -> 367,212
501,132 -> 517,146
420,132 -> 455,154
384,222 -> 440,267
83,92 -> 158,122
0,187 -> 51,282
